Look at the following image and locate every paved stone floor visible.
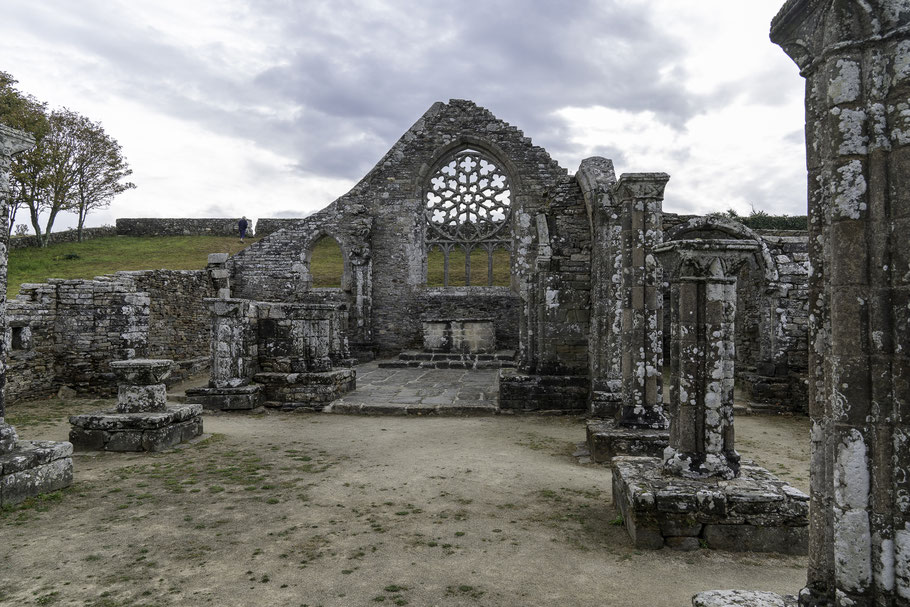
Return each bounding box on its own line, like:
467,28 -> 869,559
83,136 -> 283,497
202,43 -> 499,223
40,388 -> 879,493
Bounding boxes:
325,359 -> 500,415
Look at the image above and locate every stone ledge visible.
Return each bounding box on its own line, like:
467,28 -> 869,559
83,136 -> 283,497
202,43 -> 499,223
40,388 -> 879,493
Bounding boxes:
70,404 -> 203,431
692,590 -> 797,607
0,440 -> 73,506
326,401 -> 498,416
254,369 -> 356,407
612,456 -> 808,554
586,419 -> 669,462
185,385 -> 262,411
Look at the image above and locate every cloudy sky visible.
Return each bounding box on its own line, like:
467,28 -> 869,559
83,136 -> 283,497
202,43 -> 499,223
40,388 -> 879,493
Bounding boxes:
1,0 -> 807,231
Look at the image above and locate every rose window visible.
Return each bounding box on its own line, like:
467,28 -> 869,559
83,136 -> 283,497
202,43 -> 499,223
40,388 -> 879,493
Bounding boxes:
425,150 -> 511,243
424,149 -> 512,287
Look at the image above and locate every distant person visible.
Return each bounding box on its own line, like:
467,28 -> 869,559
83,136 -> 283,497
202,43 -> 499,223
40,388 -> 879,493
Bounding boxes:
238,216 -> 249,242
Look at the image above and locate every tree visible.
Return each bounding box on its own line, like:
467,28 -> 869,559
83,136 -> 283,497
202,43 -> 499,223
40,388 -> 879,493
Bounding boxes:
24,108 -> 81,246
0,71 -> 48,237
70,115 -> 135,240
0,73 -> 136,246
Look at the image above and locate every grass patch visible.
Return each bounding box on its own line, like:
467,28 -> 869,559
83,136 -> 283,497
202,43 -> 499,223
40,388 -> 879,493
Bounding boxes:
7,235 -> 260,299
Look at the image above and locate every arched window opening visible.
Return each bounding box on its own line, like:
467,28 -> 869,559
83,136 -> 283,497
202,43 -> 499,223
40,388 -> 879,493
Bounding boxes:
425,148 -> 512,287
310,235 -> 345,288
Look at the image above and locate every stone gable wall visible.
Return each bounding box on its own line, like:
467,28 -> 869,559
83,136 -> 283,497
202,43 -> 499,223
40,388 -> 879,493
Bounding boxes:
229,99 -> 576,362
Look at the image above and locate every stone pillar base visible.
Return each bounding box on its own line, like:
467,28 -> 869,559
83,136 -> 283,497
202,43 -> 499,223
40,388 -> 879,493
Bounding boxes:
69,404 -> 203,452
254,369 -> 356,410
585,419 -> 668,463
185,385 -> 263,411
0,440 -> 73,506
611,456 -> 808,554
692,590 -> 797,607
498,370 -> 589,413
589,379 -> 622,417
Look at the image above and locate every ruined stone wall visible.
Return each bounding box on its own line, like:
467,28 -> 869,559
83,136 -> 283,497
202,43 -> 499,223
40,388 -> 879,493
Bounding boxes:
47,277 -> 149,396
230,100 -> 572,360
7,283 -> 60,401
741,232 -> 810,411
533,179 -> 593,375
127,270 -> 214,377
5,269 -> 214,402
116,218 -> 248,237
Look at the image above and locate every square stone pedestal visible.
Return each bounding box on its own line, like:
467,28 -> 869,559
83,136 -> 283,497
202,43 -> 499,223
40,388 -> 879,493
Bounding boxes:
611,456 -> 808,554
254,369 -> 356,410
69,404 -> 203,452
586,420 -> 669,463
0,439 -> 73,506
185,384 -> 263,411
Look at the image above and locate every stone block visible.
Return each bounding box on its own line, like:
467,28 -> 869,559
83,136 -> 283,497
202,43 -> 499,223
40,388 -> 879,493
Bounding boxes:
586,419 -> 668,462
692,590 -> 798,607
69,404 -> 202,452
0,441 -> 73,506
611,456 -> 808,553
702,523 -> 808,555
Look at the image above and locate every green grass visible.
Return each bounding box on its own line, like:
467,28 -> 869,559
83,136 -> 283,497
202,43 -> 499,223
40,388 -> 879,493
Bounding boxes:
7,236 -> 259,299
7,234 -> 512,297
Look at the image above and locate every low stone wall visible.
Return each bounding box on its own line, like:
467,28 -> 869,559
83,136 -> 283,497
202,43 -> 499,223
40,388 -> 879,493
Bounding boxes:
8,226 -> 117,249
116,218 -> 249,237
6,269 -> 214,403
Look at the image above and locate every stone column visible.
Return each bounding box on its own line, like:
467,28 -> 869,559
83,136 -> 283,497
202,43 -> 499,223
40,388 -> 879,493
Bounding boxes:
615,173 -> 670,429
110,359 -> 172,413
0,125 -> 34,444
206,253 -> 231,299
655,239 -> 759,480
207,298 -> 258,388
772,3 -> 910,605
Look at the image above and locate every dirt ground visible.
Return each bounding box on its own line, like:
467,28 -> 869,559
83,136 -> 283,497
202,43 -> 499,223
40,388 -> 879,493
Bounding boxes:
1,396 -> 810,607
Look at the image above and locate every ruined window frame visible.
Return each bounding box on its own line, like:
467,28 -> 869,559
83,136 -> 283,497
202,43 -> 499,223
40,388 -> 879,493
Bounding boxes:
423,147 -> 512,287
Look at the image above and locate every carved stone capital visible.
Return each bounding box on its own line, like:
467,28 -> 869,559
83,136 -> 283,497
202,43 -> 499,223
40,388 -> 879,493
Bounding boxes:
612,173 -> 670,203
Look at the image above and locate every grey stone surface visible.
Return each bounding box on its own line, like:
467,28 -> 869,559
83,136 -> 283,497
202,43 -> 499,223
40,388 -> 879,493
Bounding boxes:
185,384 -> 262,411
586,419 -> 668,463
612,456 -> 808,554
115,217 -> 250,237
0,124 -> 74,506
771,2 -> 910,604
327,361 -> 499,416
656,239 -> 760,480
692,590 -> 797,607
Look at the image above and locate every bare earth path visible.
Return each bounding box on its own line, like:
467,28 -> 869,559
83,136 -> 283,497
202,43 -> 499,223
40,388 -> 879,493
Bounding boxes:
1,395 -> 809,607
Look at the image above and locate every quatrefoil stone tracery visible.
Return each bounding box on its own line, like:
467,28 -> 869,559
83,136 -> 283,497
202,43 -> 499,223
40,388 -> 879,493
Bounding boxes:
425,150 -> 511,243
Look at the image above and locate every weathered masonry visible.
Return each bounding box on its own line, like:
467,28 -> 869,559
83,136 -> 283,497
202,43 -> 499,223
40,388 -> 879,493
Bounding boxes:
695,0 -> 910,605
0,124 -> 73,506
219,99 -> 813,416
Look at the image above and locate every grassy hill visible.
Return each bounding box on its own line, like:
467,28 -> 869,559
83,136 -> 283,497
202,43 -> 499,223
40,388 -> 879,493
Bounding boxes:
6,236 -> 259,299
7,235 -> 511,299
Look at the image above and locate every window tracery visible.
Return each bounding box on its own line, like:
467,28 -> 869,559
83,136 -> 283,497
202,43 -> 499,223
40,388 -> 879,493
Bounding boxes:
424,149 -> 512,286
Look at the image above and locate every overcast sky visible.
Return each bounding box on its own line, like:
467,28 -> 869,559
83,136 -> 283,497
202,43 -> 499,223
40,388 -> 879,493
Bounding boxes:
1,0 -> 806,231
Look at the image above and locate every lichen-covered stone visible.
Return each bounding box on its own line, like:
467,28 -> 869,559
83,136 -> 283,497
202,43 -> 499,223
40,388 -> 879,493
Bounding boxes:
612,456 -> 808,553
